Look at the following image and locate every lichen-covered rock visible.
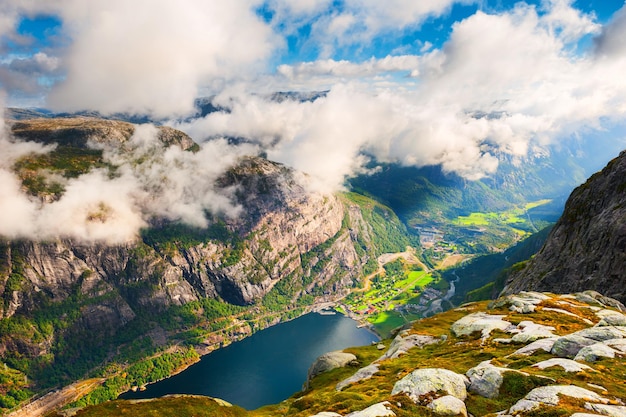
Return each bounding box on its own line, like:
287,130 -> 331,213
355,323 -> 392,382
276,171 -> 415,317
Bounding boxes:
391,368 -> 469,402
451,313 -> 513,339
584,403 -> 626,417
575,343 -> 618,362
491,292 -> 551,314
532,358 -> 594,372
427,395 -> 468,416
466,362 -> 505,399
310,412 -> 343,417
307,351 -> 358,383
573,327 -> 626,342
604,338 -> 626,353
512,337 -> 558,356
345,402 -> 396,417
336,364 -> 380,391
551,334 -> 597,358
381,332 -> 438,359
596,309 -> 626,327
507,385 -> 609,414
510,321 -> 556,343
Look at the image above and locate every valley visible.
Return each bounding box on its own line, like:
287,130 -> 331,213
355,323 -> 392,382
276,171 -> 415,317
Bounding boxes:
0,115 -> 620,416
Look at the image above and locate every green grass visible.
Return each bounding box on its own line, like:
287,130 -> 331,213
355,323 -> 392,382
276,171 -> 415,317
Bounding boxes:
369,311 -> 408,337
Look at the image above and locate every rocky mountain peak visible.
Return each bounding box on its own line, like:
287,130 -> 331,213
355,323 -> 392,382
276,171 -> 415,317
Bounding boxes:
502,150 -> 626,303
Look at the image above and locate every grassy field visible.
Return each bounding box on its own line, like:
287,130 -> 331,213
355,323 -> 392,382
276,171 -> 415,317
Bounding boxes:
454,199 -> 552,228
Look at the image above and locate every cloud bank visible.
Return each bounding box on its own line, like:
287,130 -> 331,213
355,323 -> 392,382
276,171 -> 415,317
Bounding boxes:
0,115 -> 256,243
1,1 -> 626,242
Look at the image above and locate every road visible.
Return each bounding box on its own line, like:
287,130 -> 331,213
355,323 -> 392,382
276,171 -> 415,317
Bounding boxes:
7,379 -> 104,417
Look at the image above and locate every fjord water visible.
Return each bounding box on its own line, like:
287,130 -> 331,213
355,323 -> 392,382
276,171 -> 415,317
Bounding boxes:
120,312 -> 377,410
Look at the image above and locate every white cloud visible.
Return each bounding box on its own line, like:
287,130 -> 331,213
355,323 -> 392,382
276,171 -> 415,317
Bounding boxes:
277,55 -> 420,80
43,0 -> 279,118
0,115 -> 257,243
177,1 -> 626,190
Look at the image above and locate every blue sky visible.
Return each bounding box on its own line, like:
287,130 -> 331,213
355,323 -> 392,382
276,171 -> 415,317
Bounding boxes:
1,0 -> 624,110
1,0 -> 626,241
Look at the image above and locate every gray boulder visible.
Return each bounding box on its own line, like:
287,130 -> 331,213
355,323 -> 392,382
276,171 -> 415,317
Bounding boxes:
491,292 -> 550,313
310,413 -> 343,417
596,309 -> 626,327
551,334 -> 597,358
510,321 -> 556,343
451,313 -> 513,339
306,351 -> 358,387
584,403 -> 626,417
336,364 -> 380,391
345,402 -> 395,417
511,337 -> 558,356
381,332 -> 438,360
391,368 -> 469,403
508,385 -> 609,414
532,358 -> 594,372
573,327 -> 626,342
466,362 -> 505,399
575,343 -> 618,362
604,338 -> 626,353
427,395 -> 468,416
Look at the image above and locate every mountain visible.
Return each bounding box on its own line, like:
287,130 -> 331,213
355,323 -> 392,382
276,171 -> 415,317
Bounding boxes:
0,117 -> 414,409
502,150 -> 626,304
46,290 -> 626,417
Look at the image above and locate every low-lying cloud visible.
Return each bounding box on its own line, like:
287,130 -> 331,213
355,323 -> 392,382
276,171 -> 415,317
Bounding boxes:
0,114 -> 257,243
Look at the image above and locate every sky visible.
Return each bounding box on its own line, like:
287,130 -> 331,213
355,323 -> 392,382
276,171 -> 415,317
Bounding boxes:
1,0 -> 626,242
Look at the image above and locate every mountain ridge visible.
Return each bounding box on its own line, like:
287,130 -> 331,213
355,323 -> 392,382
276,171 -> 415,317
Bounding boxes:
502,150 -> 626,303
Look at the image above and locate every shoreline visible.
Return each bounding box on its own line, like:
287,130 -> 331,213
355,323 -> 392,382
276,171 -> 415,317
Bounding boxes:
117,302 -> 377,399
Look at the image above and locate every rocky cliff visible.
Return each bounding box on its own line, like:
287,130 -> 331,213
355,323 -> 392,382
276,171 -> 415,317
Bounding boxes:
0,117 -> 411,407
502,150 -> 626,303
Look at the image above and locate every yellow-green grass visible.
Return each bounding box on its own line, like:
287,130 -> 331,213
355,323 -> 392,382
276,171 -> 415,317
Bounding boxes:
525,199 -> 552,210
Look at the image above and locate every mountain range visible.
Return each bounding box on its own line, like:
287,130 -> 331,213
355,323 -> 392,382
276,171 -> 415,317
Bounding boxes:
1,112 -> 625,416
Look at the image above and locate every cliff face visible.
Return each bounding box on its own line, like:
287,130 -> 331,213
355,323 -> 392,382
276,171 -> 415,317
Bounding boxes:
502,150 -> 626,303
0,118 -> 391,394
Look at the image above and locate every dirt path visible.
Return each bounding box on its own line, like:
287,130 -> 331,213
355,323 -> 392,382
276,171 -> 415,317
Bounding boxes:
7,379 -> 104,417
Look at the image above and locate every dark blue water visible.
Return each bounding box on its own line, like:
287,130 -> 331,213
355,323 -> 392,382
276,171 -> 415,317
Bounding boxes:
120,312 -> 377,410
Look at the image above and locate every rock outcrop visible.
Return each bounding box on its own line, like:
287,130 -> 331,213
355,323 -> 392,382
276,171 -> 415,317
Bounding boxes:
502,151 -> 626,303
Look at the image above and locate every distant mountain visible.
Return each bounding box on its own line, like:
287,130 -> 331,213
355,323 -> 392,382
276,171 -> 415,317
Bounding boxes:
502,149 -> 626,303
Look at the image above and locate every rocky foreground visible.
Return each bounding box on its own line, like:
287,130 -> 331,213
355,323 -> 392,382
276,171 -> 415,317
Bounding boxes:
297,290 -> 626,417
59,290 -> 626,417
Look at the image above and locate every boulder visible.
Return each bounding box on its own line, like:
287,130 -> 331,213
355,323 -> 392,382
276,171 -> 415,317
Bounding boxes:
604,338 -> 626,353
532,358 -> 594,372
510,321 -> 556,343
508,385 -> 609,414
491,292 -> 551,313
511,337 -> 558,356
310,413 -> 343,417
381,332 -> 438,360
596,309 -> 626,327
345,402 -> 396,417
336,364 -> 380,391
451,313 -> 513,339
466,362 -> 504,399
307,351 -> 358,385
573,327 -> 626,342
551,334 -> 597,358
391,368 -> 469,403
427,395 -> 468,416
575,343 -> 618,362
575,291 -> 625,312
584,403 -> 626,417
